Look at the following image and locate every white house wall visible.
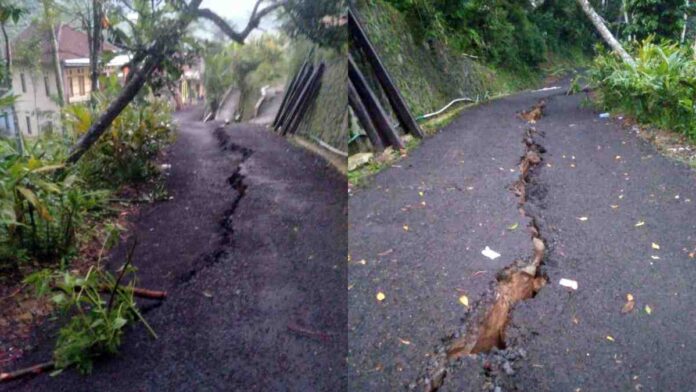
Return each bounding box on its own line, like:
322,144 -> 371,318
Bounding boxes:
13,65 -> 61,136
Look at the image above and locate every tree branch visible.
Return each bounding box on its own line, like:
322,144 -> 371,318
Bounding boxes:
195,0 -> 286,43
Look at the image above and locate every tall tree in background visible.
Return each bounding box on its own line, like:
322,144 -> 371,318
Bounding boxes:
90,0 -> 103,93
61,0 -> 109,105
0,1 -> 25,151
624,0 -> 688,41
41,0 -> 65,108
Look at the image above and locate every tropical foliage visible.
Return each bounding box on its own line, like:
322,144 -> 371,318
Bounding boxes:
203,33 -> 288,117
590,39 -> 696,140
64,76 -> 175,187
25,260 -> 156,374
0,137 -> 107,266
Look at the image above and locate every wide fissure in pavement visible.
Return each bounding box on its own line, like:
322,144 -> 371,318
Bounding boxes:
418,101 -> 552,391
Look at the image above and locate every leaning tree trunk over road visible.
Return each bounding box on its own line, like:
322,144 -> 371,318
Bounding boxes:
66,0 -> 283,166
576,0 -> 636,66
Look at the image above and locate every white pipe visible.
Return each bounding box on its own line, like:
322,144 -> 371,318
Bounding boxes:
418,97 -> 476,120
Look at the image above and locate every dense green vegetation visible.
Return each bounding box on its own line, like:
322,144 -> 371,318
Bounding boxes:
203,33 -> 288,119
382,0 -> 596,71
25,259 -> 156,374
590,40 -> 695,140
0,84 -> 173,272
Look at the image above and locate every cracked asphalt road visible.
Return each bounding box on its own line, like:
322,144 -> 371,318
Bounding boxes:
349,86 -> 696,391
3,108 -> 347,391
348,88 -> 564,390
499,92 -> 696,392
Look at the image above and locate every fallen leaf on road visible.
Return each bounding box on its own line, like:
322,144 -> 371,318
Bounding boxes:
403,225 -> 409,231
606,336 -> 615,342
578,217 -> 588,221
644,305 -> 652,315
358,259 -> 367,265
398,338 -> 411,345
418,191 -> 424,197
615,155 -> 621,160
651,242 -> 660,250
481,246 -> 501,260
376,292 -> 386,302
202,291 -> 213,298
611,205 -> 619,209
635,221 -> 645,227
619,194 -> 624,199
559,278 -> 578,290
507,223 -> 519,230
377,249 -> 393,257
459,295 -> 469,307
650,255 -> 660,260
622,294 -> 635,313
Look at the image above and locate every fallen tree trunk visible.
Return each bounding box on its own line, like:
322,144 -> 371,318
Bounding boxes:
576,0 -> 636,66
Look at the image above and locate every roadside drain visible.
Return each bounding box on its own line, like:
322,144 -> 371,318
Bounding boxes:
415,103 -> 550,391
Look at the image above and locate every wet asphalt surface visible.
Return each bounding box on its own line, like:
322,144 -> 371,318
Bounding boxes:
496,93 -> 696,392
349,87 -> 696,391
348,88 -> 565,390
2,108 -> 347,391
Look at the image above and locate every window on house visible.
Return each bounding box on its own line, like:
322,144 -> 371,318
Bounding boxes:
78,76 -> 85,95
20,73 -> 26,93
44,76 -> 51,96
68,77 -> 74,97
25,116 -> 31,135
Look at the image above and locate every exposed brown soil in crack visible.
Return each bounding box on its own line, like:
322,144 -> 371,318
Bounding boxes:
415,101 -> 550,391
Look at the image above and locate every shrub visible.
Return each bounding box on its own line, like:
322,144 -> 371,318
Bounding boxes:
589,40 -> 696,140
0,138 -> 108,267
24,258 -> 155,375
64,76 -> 175,187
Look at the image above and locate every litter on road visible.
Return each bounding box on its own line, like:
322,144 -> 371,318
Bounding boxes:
481,246 -> 501,260
559,278 -> 579,290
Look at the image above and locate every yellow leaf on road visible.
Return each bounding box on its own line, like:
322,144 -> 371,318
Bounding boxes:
606,336 -> 615,342
459,295 -> 469,307
651,242 -> 660,250
635,221 -> 645,227
403,225 -> 409,231
376,292 -> 386,302
578,217 -> 588,221
418,191 -> 424,197
645,305 -> 652,315
622,293 -> 635,313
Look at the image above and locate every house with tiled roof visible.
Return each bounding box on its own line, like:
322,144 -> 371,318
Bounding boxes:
8,24 -> 124,136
